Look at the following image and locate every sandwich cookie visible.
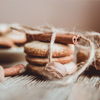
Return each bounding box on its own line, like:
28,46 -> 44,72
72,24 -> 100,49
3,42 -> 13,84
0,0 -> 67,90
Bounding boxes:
26,55 -> 73,65
24,41 -> 75,57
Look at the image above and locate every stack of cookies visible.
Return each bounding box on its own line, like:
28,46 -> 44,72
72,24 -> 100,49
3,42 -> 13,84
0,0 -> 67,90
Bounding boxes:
24,40 -> 77,77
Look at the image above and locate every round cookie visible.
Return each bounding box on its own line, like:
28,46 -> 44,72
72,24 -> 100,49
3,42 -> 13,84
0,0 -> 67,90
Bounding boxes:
0,37 -> 14,48
27,62 -> 77,75
77,49 -> 89,63
0,24 -> 11,35
5,30 -> 27,44
26,55 -> 73,65
27,64 -> 44,75
24,41 -> 74,57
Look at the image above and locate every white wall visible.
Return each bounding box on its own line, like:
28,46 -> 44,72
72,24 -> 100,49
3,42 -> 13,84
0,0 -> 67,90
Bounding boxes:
0,0 -> 100,32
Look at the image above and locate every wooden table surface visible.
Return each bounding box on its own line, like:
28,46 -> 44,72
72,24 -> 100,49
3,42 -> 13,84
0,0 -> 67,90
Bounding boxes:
0,61 -> 100,100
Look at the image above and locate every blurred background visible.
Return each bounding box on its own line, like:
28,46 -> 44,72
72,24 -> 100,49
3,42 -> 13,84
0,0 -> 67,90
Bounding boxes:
0,0 -> 100,32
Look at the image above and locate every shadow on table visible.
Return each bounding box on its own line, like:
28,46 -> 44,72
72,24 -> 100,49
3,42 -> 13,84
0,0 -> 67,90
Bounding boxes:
83,66 -> 100,78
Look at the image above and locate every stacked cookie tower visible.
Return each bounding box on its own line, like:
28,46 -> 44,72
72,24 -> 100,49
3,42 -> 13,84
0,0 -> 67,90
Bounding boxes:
24,37 -> 77,77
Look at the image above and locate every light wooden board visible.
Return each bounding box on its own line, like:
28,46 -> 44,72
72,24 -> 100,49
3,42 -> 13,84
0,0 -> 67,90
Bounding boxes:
0,61 -> 100,100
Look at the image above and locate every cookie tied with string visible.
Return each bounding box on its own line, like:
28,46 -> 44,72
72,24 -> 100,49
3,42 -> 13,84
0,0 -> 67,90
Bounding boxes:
27,62 -> 77,79
26,54 -> 73,65
10,24 -> 95,85
24,28 -> 77,80
24,41 -> 75,57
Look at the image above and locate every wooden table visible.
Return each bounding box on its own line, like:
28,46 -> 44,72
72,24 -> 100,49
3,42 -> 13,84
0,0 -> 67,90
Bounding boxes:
0,61 -> 100,100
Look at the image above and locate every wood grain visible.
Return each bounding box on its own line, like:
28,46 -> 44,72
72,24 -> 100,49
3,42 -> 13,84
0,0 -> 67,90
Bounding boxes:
0,61 -> 100,100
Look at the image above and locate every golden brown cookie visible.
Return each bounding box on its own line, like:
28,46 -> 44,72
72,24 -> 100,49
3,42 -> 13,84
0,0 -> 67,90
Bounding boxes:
0,37 -> 14,48
77,49 -> 89,63
27,62 -> 77,75
24,41 -> 74,57
5,30 -> 27,44
27,64 -> 44,75
26,55 -> 73,65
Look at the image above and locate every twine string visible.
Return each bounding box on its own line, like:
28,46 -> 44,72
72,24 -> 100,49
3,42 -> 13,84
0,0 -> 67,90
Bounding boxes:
61,36 -> 95,85
48,30 -> 57,63
75,36 -> 95,76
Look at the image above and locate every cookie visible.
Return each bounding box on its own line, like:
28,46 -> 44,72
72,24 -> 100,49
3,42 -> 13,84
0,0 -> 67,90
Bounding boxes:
5,30 -> 27,44
77,49 -> 89,63
0,24 -> 10,35
26,55 -> 73,65
27,62 -> 77,75
0,37 -> 14,48
24,41 -> 74,57
27,64 -> 44,75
